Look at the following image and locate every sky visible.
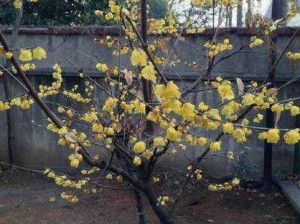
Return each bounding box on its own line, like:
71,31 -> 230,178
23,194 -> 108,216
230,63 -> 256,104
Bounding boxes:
172,0 -> 300,27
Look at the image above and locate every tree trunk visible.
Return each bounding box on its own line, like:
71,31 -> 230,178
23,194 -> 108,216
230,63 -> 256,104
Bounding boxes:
144,185 -> 173,224
133,188 -> 147,224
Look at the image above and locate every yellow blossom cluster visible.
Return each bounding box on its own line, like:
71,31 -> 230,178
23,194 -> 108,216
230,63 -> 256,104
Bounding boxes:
205,39 -> 233,58
19,46 -> 46,62
157,196 -> 170,206
286,52 -> 300,61
61,192 -> 79,203
147,13 -> 178,35
96,63 -> 109,72
68,153 -> 83,168
216,81 -> 235,101
81,110 -> 98,123
20,63 -> 36,72
103,97 -> 118,113
81,167 -> 100,175
208,178 -> 240,191
0,101 -> 10,111
186,27 -> 205,34
63,90 -> 91,104
45,169 -> 88,191
249,37 -> 264,48
101,0 -> 120,22
38,64 -> 62,99
10,97 -> 34,110
189,169 -> 203,181
259,129 -> 280,144
192,0 -> 237,7
131,48 -> 147,67
141,64 -> 156,84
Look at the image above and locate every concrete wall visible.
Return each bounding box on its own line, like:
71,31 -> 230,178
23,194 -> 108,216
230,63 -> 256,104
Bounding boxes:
1,27 -> 300,178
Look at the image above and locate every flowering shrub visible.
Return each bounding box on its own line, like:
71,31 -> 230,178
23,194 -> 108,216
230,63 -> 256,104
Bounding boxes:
1,0 -> 300,223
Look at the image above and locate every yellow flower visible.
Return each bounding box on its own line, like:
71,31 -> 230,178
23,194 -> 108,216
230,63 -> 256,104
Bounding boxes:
131,49 -> 147,67
166,127 -> 181,142
258,132 -> 267,140
106,173 -> 113,180
162,99 -> 182,114
232,128 -> 246,143
217,84 -> 234,101
198,102 -> 208,112
266,129 -> 280,144
141,64 -> 156,83
271,104 -> 284,113
47,172 -> 56,178
96,63 -> 108,72
155,81 -> 181,102
197,137 -> 207,146
210,141 -> 222,151
133,156 -> 142,166
70,159 -> 79,168
242,94 -> 255,106
94,10 -> 103,16
134,141 -> 146,154
147,108 -> 160,122
92,123 -> 103,133
103,97 -> 118,112
13,0 -> 22,9
0,101 -> 10,111
5,52 -> 13,59
180,103 -> 195,121
223,122 -> 234,134
208,184 -> 218,191
19,49 -> 33,62
143,150 -> 153,160
249,38 -> 264,48
116,175 -> 123,182
153,137 -> 167,147
82,111 -> 98,123
33,47 -> 47,60
133,99 -> 146,114
232,178 -> 240,186
253,113 -> 264,123
290,106 -> 300,116
105,12 -> 114,20
57,126 -> 68,136
284,129 -> 300,145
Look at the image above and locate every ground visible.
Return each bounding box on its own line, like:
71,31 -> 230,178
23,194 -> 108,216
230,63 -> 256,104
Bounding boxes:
0,169 -> 299,224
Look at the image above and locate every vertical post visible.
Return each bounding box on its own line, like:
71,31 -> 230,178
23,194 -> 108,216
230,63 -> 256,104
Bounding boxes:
294,115 -> 300,173
262,0 -> 288,190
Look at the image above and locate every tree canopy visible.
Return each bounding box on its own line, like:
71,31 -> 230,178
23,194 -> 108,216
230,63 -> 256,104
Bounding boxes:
0,0 -> 168,26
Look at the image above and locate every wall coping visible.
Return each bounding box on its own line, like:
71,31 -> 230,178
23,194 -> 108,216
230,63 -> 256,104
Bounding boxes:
2,26 -> 299,36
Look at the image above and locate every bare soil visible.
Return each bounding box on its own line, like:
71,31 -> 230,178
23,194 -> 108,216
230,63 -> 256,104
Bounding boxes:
0,170 -> 299,224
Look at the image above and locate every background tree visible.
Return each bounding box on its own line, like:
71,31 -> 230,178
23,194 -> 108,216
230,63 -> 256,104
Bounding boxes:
0,0 -> 168,26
